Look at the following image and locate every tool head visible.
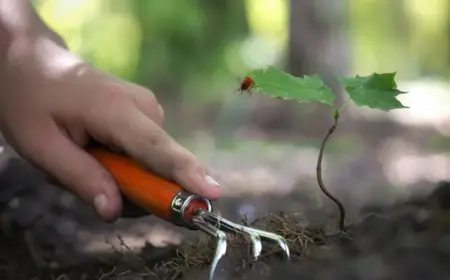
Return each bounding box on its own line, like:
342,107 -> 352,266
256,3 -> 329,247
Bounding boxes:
87,148 -> 288,280
190,209 -> 290,280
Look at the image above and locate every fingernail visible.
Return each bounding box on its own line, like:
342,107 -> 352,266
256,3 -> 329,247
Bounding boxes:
205,175 -> 220,187
94,194 -> 108,214
158,104 -> 164,118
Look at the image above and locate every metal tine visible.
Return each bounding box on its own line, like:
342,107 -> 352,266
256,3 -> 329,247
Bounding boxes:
199,210 -> 262,260
192,216 -> 227,280
198,210 -> 290,260
240,226 -> 290,259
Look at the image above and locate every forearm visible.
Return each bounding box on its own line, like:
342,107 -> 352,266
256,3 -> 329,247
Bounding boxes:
0,0 -> 49,113
0,0 -> 38,31
0,0 -> 51,54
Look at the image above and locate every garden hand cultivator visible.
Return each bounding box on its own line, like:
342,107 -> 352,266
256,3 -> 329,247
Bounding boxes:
89,148 -> 290,280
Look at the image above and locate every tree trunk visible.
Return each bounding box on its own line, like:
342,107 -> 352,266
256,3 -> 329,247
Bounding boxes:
250,0 -> 349,140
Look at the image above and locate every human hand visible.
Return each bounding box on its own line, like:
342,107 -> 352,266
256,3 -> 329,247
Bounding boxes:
0,24 -> 221,222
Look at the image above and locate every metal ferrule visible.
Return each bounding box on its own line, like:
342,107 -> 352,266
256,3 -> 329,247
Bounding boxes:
170,191 -> 213,229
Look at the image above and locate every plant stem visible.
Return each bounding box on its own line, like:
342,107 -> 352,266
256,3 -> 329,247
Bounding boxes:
339,97 -> 351,112
316,112 -> 346,232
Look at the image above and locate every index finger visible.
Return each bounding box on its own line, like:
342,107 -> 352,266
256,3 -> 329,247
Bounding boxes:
84,97 -> 221,200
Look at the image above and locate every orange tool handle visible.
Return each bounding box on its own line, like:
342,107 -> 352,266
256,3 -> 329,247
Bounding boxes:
88,148 -> 212,227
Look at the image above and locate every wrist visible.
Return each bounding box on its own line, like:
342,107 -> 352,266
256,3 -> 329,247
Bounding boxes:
0,0 -> 64,55
0,1 -> 46,110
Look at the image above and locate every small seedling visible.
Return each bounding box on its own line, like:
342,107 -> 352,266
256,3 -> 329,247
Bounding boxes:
237,65 -> 408,233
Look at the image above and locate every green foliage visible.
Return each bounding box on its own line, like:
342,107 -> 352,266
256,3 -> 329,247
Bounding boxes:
247,66 -> 408,111
36,0 -> 249,105
340,73 -> 408,111
248,66 -> 335,105
244,66 -> 409,232
133,0 -> 249,103
349,0 -> 450,78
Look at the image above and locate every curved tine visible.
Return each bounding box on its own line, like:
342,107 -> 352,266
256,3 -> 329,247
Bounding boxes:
199,211 -> 289,260
249,234 -> 262,260
193,217 -> 227,280
199,211 -> 263,260
200,212 -> 272,260
241,226 -> 290,260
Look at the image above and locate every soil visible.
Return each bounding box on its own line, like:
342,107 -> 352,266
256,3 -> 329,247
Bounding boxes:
3,181 -> 450,280
1,132 -> 450,280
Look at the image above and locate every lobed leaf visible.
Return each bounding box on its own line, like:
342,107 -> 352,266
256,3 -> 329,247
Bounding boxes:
339,72 -> 408,111
247,66 -> 336,106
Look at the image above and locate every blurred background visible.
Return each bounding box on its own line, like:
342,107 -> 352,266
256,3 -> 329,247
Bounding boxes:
7,0 -> 450,268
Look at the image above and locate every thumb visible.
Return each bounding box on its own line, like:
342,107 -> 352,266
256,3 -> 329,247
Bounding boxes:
6,113 -> 122,222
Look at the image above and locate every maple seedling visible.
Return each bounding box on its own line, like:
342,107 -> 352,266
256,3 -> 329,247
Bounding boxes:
240,66 -> 408,233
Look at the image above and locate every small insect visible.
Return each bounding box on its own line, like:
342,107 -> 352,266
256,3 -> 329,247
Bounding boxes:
233,76 -> 256,96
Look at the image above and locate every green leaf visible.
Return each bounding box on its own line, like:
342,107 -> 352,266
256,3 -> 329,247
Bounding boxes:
247,66 -> 335,106
339,72 -> 408,111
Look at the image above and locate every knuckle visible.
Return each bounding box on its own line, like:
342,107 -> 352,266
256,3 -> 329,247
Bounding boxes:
89,82 -> 130,118
85,82 -> 134,141
101,82 -> 129,104
147,126 -> 165,147
133,87 -> 164,123
77,159 -> 115,189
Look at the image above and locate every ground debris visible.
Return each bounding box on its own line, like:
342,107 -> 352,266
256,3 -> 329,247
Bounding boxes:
5,183 -> 450,279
